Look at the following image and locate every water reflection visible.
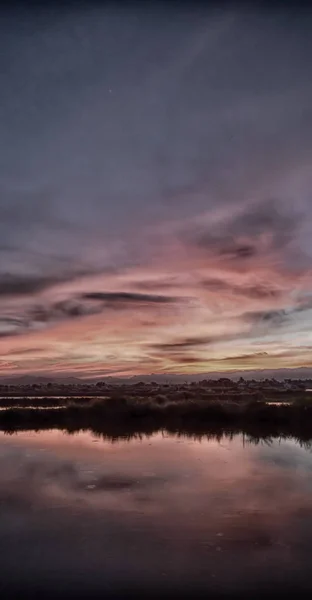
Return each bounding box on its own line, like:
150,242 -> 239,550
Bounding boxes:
1,430 -> 312,597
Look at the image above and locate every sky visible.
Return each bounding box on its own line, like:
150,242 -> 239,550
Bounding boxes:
1,1 -> 312,379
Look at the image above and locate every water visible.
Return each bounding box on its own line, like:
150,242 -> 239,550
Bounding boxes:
0,430 -> 312,598
265,401 -> 291,406
0,396 -> 104,400
0,405 -> 67,411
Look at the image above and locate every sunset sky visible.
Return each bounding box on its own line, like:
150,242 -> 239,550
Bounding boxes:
1,1 -> 312,378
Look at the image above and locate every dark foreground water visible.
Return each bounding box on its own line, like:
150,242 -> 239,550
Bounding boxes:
1,431 -> 312,598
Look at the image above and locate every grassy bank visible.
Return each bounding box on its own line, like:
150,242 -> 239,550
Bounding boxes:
1,395 -> 312,442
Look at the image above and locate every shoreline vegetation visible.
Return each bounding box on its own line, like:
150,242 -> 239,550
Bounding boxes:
1,390 -> 312,443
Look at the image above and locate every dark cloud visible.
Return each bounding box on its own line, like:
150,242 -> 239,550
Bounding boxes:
218,244 -> 257,260
168,356 -> 203,365
0,274 -> 68,297
240,298 -> 312,332
185,199 -> 301,263
166,351 -> 271,367
0,267 -> 109,298
27,299 -> 102,324
243,309 -> 288,327
0,318 -> 26,338
150,331 -> 251,353
230,199 -> 297,249
152,336 -> 214,352
201,278 -> 282,299
81,292 -> 177,305
132,278 -> 182,292
0,291 -> 179,339
218,352 -> 269,363
168,351 -> 270,366
189,230 -> 259,261
149,345 -> 271,367
292,296 -> 312,314
194,232 -> 259,260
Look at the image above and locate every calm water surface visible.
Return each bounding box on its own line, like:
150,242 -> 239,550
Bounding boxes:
1,430 -> 312,598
